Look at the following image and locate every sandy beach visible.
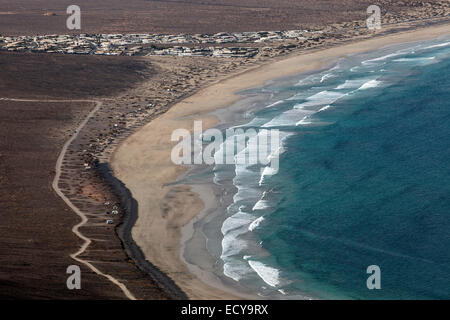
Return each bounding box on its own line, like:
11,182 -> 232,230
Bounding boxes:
110,23 -> 450,299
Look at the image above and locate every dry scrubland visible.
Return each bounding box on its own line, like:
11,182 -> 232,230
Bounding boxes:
0,0 -> 447,35
0,52 -> 170,299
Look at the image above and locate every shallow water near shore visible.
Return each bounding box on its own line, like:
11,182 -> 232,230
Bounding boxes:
182,35 -> 450,299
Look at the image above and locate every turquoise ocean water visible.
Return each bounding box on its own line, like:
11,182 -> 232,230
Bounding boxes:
206,36 -> 450,299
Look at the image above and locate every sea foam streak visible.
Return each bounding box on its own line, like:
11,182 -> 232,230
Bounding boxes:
248,216 -> 265,231
252,199 -> 271,210
361,51 -> 406,64
296,116 -> 312,126
262,110 -> 309,127
221,210 -> 255,235
248,260 -> 281,287
265,100 -> 285,108
294,90 -> 346,108
358,79 -> 382,90
423,41 -> 450,50
223,258 -> 253,282
258,166 -> 278,186
320,73 -> 334,83
221,233 -> 248,258
252,190 -> 271,211
262,91 -> 345,128
258,132 -> 292,185
318,105 -> 332,112
393,57 -> 436,63
335,78 -> 372,89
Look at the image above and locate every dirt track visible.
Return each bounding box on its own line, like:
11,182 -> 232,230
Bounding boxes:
0,51 -> 172,299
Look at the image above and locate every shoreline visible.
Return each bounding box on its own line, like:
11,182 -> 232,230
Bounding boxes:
111,23 -> 450,299
95,163 -> 188,299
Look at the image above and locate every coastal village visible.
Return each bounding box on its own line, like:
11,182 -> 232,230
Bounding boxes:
0,30 -> 326,58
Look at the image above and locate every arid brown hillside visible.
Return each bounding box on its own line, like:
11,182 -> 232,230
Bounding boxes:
0,51 -> 162,299
0,0 -> 446,35
0,51 -> 152,99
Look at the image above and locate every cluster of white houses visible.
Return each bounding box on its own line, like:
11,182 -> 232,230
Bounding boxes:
151,46 -> 260,58
0,30 -> 325,57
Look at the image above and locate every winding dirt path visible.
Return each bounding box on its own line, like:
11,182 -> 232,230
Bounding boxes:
2,97 -> 136,300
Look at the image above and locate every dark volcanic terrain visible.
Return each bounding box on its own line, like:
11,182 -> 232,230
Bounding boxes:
0,0 -> 445,35
0,51 -> 172,299
0,52 -> 151,98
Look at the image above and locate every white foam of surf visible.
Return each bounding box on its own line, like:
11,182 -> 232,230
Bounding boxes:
318,105 -> 331,112
320,73 -> 334,83
295,73 -> 322,86
231,135 -> 261,200
361,51 -> 405,64
261,108 -> 313,127
223,258 -> 253,282
213,133 -> 234,165
361,45 -> 435,65
294,90 -> 347,109
231,130 -> 277,203
220,128 -> 292,270
252,199 -> 271,210
238,116 -> 268,128
296,116 -> 313,126
258,166 -> 278,186
260,144 -> 284,178
357,79 -> 382,90
221,210 -> 255,235
423,41 -> 450,50
335,78 -> 372,89
264,100 -> 284,109
393,57 -> 436,63
231,131 -> 271,203
221,229 -> 249,258
233,129 -> 273,168
248,260 -> 281,287
230,101 -> 285,129
257,132 -> 292,185
262,91 -> 346,128
252,190 -> 271,211
248,216 -> 265,231
232,184 -> 261,203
